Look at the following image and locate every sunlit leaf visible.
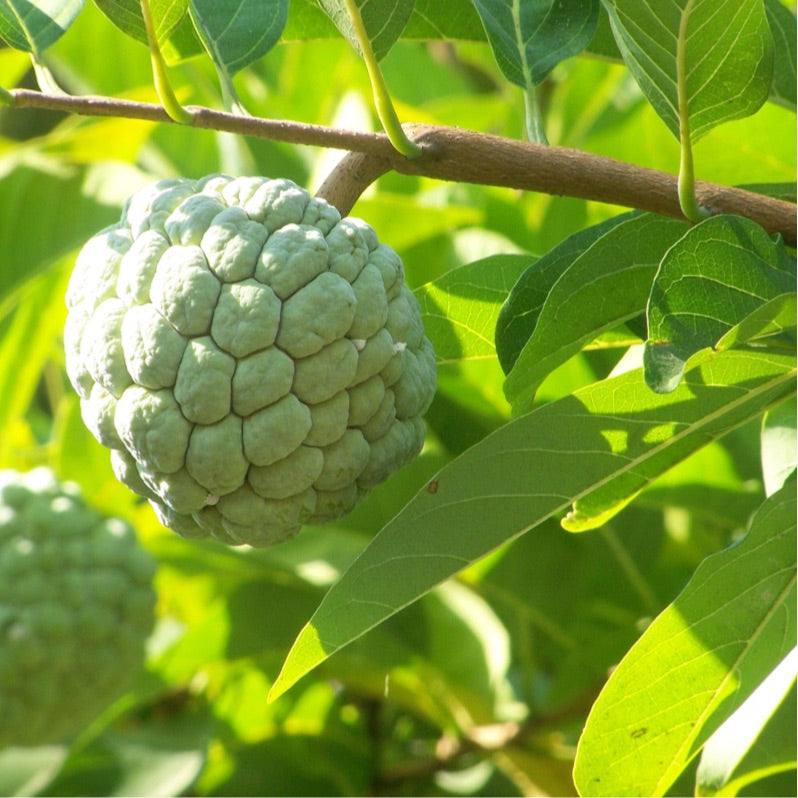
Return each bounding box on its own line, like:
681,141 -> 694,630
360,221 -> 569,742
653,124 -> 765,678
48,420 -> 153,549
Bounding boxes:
495,213 -> 632,374
644,215 -> 796,393
761,398 -> 797,497
471,0 -> 599,87
416,254 -> 533,364
765,0 -> 797,111
0,0 -> 84,53
503,213 -> 688,413
696,648 -> 797,797
317,0 -> 414,60
0,746 -> 68,797
573,479 -> 796,797
603,0 -> 774,142
268,349 -> 795,701
0,264 -> 70,464
93,0 -> 188,45
189,0 -> 288,77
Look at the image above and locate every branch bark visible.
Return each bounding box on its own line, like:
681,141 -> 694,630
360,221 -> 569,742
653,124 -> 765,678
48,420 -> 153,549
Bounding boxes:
11,89 -> 796,244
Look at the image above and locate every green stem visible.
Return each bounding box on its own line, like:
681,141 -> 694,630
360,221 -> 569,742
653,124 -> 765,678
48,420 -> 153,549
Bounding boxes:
676,0 -> 709,223
30,55 -> 66,96
215,66 -> 250,117
524,86 -> 548,145
0,85 -> 13,106
140,0 -> 193,125
342,0 -> 421,159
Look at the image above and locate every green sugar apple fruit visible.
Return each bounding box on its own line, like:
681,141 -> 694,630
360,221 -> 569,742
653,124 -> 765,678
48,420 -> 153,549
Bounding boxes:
0,467 -> 156,747
64,175 -> 436,547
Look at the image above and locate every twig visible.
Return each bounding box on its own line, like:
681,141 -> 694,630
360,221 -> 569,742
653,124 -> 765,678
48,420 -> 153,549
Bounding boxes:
10,89 -> 796,244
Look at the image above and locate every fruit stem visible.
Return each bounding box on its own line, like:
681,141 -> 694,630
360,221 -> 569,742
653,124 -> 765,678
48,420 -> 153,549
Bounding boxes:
140,0 -> 194,125
342,0 -> 421,159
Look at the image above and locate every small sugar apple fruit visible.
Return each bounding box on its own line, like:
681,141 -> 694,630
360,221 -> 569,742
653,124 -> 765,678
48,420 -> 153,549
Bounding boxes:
0,468 -> 156,747
64,175 -> 437,547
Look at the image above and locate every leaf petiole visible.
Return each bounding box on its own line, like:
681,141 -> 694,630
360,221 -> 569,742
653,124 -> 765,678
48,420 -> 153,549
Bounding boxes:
523,85 -> 548,145
676,0 -> 710,223
140,0 -> 193,125
30,55 -> 67,96
342,0 -> 421,159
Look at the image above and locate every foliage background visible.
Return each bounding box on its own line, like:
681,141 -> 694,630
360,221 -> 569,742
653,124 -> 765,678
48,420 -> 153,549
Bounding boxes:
0,1 -> 795,796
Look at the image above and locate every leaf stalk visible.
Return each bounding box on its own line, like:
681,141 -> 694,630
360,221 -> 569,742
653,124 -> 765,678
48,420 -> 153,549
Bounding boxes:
140,0 -> 193,125
342,0 -> 421,159
676,0 -> 710,223
524,86 -> 548,145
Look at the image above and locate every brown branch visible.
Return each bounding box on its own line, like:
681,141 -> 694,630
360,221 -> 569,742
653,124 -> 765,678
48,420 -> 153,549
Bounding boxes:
10,89 -> 796,244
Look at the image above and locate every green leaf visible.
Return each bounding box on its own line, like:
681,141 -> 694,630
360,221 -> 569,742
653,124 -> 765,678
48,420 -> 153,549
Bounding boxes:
696,648 -> 797,797
0,0 -> 85,53
267,349 -> 795,701
0,746 -> 68,797
317,0 -> 414,61
644,215 -> 796,393
284,0 -> 486,41
471,0 -> 599,87
573,479 -> 797,797
709,681 -> 797,796
714,293 -> 797,354
93,0 -> 187,45
416,254 -> 533,364
503,213 -> 689,413
495,212 -> 633,374
761,398 -> 797,497
0,157 -> 149,306
404,0 -> 484,39
603,0 -> 774,142
189,0 -> 288,77
765,0 -> 797,111
0,263 -> 71,464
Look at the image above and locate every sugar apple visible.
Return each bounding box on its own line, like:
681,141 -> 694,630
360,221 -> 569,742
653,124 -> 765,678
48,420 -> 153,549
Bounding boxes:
64,175 -> 436,547
0,468 -> 156,747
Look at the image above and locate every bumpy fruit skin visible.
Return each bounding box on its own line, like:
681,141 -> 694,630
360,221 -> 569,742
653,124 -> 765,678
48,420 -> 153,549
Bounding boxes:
0,468 -> 156,747
64,175 -> 436,547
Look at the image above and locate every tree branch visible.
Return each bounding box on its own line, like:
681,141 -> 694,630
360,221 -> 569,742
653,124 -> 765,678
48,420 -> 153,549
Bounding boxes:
11,89 -> 796,244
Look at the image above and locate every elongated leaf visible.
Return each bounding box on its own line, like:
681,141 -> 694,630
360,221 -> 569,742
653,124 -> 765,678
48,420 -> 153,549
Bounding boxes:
317,0 -> 414,61
495,212 -> 633,374
93,0 -> 187,44
714,293 -> 797,353
189,0 -> 288,77
268,349 -> 796,701
0,157 -> 149,305
0,746 -> 68,797
696,648 -> 797,796
765,0 -> 797,111
761,399 -> 797,497
604,0 -> 774,142
416,254 -> 533,364
573,479 -> 796,797
0,265 -> 70,464
503,213 -> 688,413
471,0 -> 599,87
286,0 -> 487,42
0,0 -> 84,52
644,215 -> 796,393
707,682 -> 797,797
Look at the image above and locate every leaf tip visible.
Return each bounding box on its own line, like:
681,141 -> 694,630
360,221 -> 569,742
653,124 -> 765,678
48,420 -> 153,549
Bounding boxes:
643,341 -> 686,394
267,622 -> 330,703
